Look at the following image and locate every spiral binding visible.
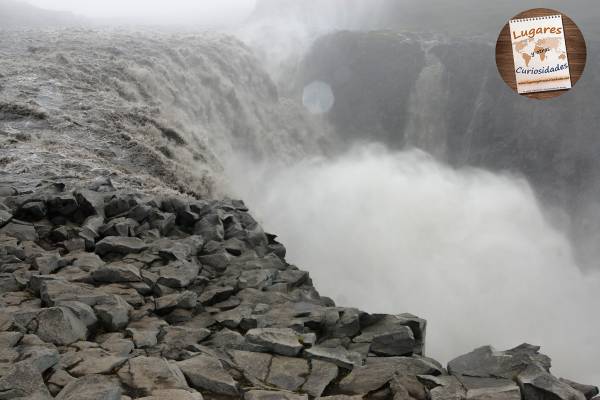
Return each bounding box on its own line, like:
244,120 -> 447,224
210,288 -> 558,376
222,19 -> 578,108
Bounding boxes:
510,15 -> 562,23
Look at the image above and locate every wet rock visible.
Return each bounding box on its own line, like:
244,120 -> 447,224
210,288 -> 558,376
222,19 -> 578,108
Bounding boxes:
177,354 -> 238,395
35,306 -> 88,345
245,327 -> 303,356
95,236 -> 148,256
55,374 -> 121,400
117,356 -> 189,395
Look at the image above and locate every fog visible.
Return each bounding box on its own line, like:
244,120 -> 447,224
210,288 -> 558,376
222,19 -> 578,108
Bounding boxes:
24,0 -> 256,25
229,145 -> 600,384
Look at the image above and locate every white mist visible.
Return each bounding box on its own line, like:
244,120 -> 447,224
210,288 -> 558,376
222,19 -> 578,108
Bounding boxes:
228,144 -> 600,384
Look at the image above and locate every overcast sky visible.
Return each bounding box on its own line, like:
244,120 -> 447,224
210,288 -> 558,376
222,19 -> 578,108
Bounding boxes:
25,0 -> 257,25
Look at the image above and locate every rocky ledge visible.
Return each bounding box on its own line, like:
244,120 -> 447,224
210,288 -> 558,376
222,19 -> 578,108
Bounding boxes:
0,178 -> 597,400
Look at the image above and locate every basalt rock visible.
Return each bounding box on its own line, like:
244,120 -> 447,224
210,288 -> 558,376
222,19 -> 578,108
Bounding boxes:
0,180 -> 595,400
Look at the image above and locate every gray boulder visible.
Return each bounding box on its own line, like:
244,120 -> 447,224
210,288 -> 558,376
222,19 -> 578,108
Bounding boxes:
244,390 -> 308,400
33,254 -> 68,275
304,345 -> 362,370
55,374 -> 121,400
0,209 -> 12,227
136,390 -> 204,400
266,356 -> 309,391
245,327 -> 303,356
156,260 -> 199,288
419,375 -> 466,400
117,356 -> 189,395
0,360 -> 53,399
198,285 -> 235,305
559,378 -> 599,400
160,326 -> 211,352
35,306 -> 88,345
229,349 -> 273,384
16,342 -> 59,373
177,355 -> 238,395
339,356 -> 442,394
448,344 -> 551,379
369,326 -> 415,356
155,291 -> 198,311
0,221 -> 38,241
93,295 -> 132,331
194,213 -> 224,242
517,365 -> 586,400
458,376 -> 521,400
95,236 -> 148,256
302,359 -> 338,397
67,348 -> 129,376
91,261 -> 142,282
126,317 -> 168,348
355,313 -> 425,355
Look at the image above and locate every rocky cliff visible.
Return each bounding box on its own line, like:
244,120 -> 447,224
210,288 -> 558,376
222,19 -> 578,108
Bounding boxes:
1,178 -> 598,400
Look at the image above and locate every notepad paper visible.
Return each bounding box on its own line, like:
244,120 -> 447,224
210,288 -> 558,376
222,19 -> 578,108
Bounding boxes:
509,15 -> 571,94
